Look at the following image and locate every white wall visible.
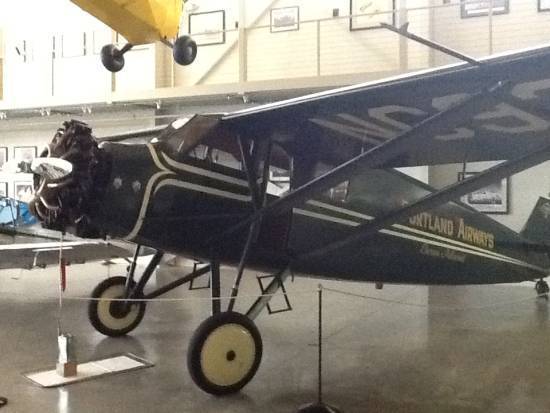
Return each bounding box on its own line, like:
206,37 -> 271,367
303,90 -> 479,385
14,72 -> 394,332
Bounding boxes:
0,0 -> 157,107
1,0 -> 433,98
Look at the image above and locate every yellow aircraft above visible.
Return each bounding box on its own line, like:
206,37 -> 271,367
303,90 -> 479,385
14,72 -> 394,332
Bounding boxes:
71,0 -> 197,72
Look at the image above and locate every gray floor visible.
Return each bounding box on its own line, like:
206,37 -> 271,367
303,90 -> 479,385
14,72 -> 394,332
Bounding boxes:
1,259 -> 550,413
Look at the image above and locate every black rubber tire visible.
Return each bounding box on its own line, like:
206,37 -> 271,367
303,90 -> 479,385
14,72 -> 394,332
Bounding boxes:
88,276 -> 146,337
173,35 -> 197,66
187,312 -> 262,396
536,280 -> 550,298
100,44 -> 125,72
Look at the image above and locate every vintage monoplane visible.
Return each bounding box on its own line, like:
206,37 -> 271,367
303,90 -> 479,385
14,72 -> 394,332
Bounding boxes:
28,25 -> 550,396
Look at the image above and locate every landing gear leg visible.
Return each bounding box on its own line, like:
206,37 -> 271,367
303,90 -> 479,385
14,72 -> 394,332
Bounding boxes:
535,279 -> 549,299
186,138 -> 274,395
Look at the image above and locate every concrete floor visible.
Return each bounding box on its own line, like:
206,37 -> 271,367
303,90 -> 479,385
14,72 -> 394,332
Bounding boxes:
1,260 -> 550,413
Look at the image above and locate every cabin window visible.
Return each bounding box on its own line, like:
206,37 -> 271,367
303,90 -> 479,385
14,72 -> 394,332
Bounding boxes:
211,148 -> 242,170
187,144 -> 242,170
313,162 -> 349,203
268,166 -> 290,196
188,144 -> 209,160
328,181 -> 349,204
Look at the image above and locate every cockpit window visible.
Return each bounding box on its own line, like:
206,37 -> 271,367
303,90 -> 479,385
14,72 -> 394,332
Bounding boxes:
187,143 -> 242,170
314,162 -> 349,204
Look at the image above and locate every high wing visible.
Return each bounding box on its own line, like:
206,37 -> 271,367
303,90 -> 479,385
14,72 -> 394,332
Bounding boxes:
221,42 -> 550,168
153,41 -> 550,258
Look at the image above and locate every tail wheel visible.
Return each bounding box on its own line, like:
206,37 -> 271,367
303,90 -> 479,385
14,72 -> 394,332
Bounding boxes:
535,279 -> 549,298
100,44 -> 125,72
88,276 -> 146,337
187,312 -> 262,395
173,35 -> 197,66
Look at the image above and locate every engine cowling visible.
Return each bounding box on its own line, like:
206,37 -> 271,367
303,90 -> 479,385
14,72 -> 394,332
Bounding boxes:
30,120 -> 111,238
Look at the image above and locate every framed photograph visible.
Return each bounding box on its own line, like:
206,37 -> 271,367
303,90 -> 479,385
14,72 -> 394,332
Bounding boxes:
0,147 -> 7,170
13,146 -> 37,173
189,10 -> 226,46
458,172 -> 508,214
350,0 -> 395,31
270,6 -> 300,33
0,182 -> 7,198
461,0 -> 509,18
14,182 -> 33,202
539,0 -> 550,11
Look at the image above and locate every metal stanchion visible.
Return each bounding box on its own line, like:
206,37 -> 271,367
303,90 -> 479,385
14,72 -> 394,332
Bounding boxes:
296,285 -> 342,413
56,235 -> 77,378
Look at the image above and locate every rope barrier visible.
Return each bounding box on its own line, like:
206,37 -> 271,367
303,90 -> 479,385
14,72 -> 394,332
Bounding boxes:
323,286 -> 548,311
0,283 -> 544,310
0,289 -> 317,302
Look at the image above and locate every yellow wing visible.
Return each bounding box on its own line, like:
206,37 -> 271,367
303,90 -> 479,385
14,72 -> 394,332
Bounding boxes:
71,0 -> 181,44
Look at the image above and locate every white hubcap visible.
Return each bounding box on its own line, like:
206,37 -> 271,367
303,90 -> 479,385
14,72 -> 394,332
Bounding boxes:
201,323 -> 256,387
97,283 -> 140,331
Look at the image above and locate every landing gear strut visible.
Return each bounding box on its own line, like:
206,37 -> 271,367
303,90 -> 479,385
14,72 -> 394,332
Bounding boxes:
186,138 -> 284,395
100,34 -> 197,73
87,246 -> 211,336
535,279 -> 549,299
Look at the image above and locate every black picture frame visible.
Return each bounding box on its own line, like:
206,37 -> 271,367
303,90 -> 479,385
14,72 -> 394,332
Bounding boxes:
189,10 -> 226,46
539,0 -> 550,11
13,146 -> 37,174
460,0 -> 509,18
350,0 -> 395,31
458,172 -> 509,214
0,147 -> 7,170
270,6 -> 300,33
14,181 -> 33,202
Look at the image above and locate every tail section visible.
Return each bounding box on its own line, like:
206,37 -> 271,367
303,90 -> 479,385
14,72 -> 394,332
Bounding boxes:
521,197 -> 550,245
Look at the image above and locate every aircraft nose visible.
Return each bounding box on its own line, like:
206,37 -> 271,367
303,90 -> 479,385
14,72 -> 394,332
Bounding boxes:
29,119 -> 106,237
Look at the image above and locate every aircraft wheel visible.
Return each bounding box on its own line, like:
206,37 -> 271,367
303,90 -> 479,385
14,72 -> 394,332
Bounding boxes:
187,311 -> 262,395
535,280 -> 549,299
173,35 -> 197,66
88,276 -> 146,337
100,44 -> 125,72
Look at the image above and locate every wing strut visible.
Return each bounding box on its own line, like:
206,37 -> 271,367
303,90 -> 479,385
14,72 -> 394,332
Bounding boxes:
226,138 -> 273,312
208,79 -> 508,246
296,143 -> 550,263
380,22 -> 482,66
